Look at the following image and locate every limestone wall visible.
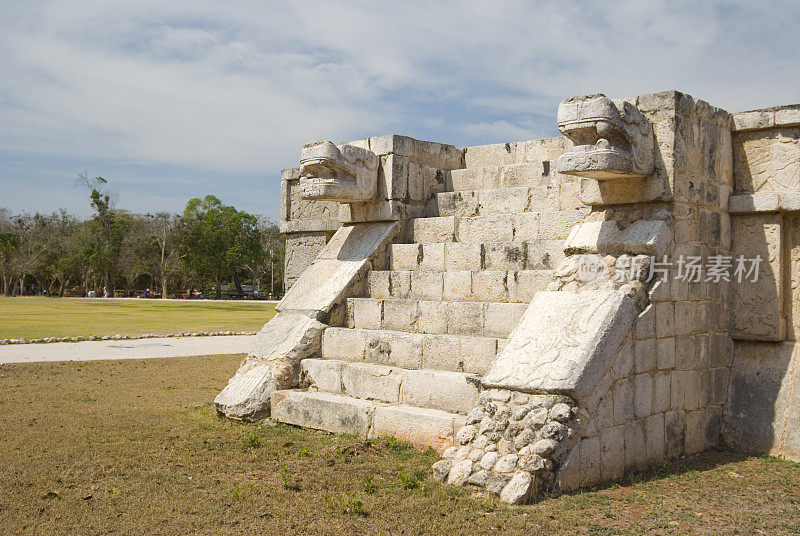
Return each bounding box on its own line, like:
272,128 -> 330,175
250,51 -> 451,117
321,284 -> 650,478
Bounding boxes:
284,231 -> 335,290
280,167 -> 340,291
456,137 -> 583,216
281,136 -> 465,290
532,93 -> 736,490
723,106 -> 800,461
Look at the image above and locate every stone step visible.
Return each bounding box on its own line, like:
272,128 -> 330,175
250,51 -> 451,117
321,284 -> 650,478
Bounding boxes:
321,327 -> 506,375
447,162 -> 551,191
436,186 -> 576,217
461,138 -> 570,169
368,269 -> 553,303
271,389 -> 466,452
389,240 -> 566,272
410,212 -> 585,244
347,297 -> 527,338
300,359 -> 479,414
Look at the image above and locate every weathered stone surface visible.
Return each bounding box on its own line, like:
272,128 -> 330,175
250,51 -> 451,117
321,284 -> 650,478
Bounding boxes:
729,193 -> 780,213
494,454 -> 519,473
349,297 -> 383,330
549,403 -> 572,422
463,143 -> 516,168
724,341 -> 800,461
499,471 -> 534,505
372,405 -> 460,452
299,140 -> 379,202
557,94 -> 654,179
432,460 -> 451,482
482,290 -> 637,403
731,214 -> 783,340
479,474 -> 507,495
466,469 -> 491,486
480,451 -> 500,471
733,126 -> 800,194
341,362 -> 402,403
322,327 -> 367,361
323,327 -> 501,374
411,216 -> 455,243
401,369 -> 479,414
600,425 -> 625,480
564,219 -> 671,257
214,362 -> 275,421
447,459 -> 473,486
301,358 -> 343,393
271,390 -> 376,435
787,215 -> 800,340
732,106 -> 800,132
563,220 -> 620,254
531,438 -> 559,457
518,453 -> 549,473
442,446 -> 457,459
215,312 -> 325,420
283,231 -> 336,291
278,222 -> 397,315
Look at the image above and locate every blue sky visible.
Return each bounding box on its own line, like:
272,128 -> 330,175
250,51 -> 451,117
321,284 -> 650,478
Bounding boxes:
1,0 -> 798,222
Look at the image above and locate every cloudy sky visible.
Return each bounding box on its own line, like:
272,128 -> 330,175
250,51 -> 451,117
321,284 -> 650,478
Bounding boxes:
1,1 -> 798,222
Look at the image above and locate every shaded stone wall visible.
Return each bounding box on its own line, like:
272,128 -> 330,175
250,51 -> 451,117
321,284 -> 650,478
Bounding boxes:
284,231 -> 335,291
546,92 -> 736,490
724,106 -> 800,461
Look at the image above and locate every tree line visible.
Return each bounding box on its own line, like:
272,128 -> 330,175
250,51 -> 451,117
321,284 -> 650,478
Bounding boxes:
0,177 -> 284,299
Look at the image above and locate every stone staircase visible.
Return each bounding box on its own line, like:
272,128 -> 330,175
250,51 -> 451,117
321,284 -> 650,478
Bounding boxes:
271,144 -> 588,452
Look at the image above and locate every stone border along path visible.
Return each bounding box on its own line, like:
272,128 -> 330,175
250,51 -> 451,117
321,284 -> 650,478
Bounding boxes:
0,330 -> 258,345
0,335 -> 255,364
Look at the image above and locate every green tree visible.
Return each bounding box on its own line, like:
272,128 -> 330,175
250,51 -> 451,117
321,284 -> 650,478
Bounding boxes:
29,210 -> 80,295
245,216 -> 284,298
117,212 -> 182,298
77,172 -> 127,296
178,195 -> 263,299
0,209 -> 20,295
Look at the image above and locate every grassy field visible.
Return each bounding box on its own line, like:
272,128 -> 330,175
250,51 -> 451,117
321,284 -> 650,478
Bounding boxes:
0,297 -> 276,339
0,355 -> 797,535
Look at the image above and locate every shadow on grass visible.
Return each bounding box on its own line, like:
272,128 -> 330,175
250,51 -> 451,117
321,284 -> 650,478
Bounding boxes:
557,446 -> 792,499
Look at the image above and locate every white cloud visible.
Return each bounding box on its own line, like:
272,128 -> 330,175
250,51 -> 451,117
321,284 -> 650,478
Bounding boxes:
0,0 -> 799,218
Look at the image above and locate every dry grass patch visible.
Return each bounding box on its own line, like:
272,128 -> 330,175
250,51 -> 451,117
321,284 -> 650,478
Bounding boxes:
0,355 -> 797,535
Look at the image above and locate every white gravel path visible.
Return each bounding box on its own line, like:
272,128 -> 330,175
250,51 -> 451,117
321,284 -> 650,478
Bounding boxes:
0,335 -> 255,364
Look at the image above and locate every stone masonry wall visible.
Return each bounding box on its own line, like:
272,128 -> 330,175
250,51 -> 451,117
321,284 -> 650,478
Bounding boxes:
284,231 -> 335,291
724,106 -> 800,461
434,92 -> 738,501
453,137 -> 584,217
557,93 -> 735,489
280,166 -> 340,291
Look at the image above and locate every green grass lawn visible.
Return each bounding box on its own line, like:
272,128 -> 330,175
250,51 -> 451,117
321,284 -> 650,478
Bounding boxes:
0,355 -> 797,535
0,297 -> 276,339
